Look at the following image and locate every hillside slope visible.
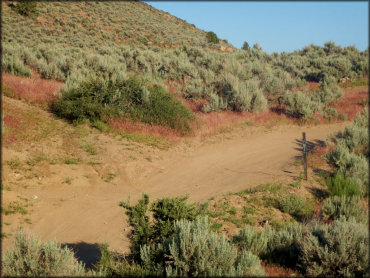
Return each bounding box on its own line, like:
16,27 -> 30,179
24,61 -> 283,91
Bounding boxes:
2,1 -> 232,49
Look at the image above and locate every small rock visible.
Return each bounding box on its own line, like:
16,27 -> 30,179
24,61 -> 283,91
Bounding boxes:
32,195 -> 38,200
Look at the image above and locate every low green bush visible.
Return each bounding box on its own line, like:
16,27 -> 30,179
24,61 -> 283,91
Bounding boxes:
94,243 -> 154,277
326,172 -> 361,197
321,196 -> 367,223
278,195 -> 313,220
2,229 -> 85,277
323,107 -> 338,120
52,77 -> 194,133
297,217 -> 369,276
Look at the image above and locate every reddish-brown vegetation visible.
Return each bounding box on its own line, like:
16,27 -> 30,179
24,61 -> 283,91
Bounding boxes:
307,144 -> 329,170
163,79 -> 182,94
2,73 -> 63,107
195,107 -> 296,136
308,81 -> 320,90
332,86 -> 368,121
261,261 -> 298,277
109,117 -> 181,141
2,115 -> 22,128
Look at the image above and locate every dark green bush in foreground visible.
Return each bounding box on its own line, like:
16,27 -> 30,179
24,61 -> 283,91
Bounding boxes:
51,77 -> 194,133
326,172 -> 361,197
119,194 -> 201,258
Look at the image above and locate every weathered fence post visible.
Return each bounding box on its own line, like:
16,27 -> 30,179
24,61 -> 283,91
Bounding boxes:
303,132 -> 307,180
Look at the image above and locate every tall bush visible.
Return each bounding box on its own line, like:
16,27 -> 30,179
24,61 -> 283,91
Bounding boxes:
285,91 -> 321,120
325,109 -> 369,193
120,195 -> 202,258
151,196 -> 201,243
119,194 -> 152,257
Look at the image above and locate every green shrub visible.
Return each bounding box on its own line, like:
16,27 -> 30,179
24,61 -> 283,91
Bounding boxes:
242,41 -> 250,50
313,77 -> 343,104
278,195 -> 313,220
323,107 -> 338,120
2,229 -> 85,277
326,172 -> 361,197
2,54 -> 33,77
120,195 -> 203,258
339,113 -> 348,121
184,78 -> 205,99
151,196 -> 201,243
52,77 -> 194,133
141,217 -> 265,277
285,91 -> 320,120
94,243 -> 154,277
324,109 -> 369,193
232,225 -> 272,256
206,31 -> 219,44
279,195 -> 304,215
321,196 -> 367,223
297,218 -> 369,276
14,1 -> 38,17
119,194 -> 152,257
233,224 -> 303,268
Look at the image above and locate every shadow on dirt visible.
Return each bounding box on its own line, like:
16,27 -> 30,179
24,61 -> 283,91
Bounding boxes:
293,138 -> 326,160
307,186 -> 329,200
61,242 -> 102,269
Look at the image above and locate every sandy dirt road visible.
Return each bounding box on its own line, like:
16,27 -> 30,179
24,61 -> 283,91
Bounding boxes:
2,119 -> 347,264
141,124 -> 339,201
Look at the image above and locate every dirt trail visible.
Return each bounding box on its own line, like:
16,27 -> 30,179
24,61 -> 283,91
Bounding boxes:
141,124 -> 340,201
2,104 -> 347,258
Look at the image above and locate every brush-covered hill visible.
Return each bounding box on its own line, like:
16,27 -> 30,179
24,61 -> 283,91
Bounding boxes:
2,1 -> 232,49
2,1 -> 369,135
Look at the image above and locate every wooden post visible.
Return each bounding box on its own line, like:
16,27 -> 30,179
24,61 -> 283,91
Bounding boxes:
303,132 -> 307,180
